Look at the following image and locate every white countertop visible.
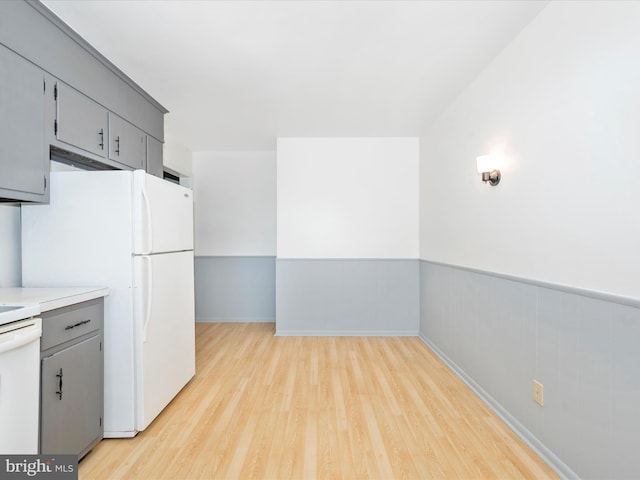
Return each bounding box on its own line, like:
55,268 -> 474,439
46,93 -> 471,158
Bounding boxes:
0,287 -> 109,326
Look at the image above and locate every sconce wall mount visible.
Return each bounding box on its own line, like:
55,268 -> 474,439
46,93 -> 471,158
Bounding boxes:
481,169 -> 501,186
476,154 -> 503,186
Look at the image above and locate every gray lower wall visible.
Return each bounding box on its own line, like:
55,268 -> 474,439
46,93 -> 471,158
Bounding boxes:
419,260 -> 640,480
276,258 -> 419,335
194,256 -> 275,322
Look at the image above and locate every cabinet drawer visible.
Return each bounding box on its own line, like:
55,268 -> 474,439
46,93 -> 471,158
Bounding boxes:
41,299 -> 103,351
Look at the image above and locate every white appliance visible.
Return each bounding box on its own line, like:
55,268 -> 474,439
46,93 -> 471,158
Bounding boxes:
0,315 -> 42,453
22,170 -> 195,438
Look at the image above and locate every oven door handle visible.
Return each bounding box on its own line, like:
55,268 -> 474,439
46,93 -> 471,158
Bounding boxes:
0,320 -> 41,354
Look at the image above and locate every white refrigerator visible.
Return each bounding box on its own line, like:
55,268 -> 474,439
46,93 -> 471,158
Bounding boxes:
22,170 -> 195,438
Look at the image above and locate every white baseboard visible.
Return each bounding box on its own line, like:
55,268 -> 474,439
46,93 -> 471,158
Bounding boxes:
417,332 -> 579,480
196,317 -> 275,323
275,329 -> 418,337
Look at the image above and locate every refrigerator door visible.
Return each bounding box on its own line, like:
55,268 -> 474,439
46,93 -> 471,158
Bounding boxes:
133,171 -> 194,255
133,250 -> 195,431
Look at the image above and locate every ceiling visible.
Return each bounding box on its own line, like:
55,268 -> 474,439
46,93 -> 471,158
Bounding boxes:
41,0 -> 548,152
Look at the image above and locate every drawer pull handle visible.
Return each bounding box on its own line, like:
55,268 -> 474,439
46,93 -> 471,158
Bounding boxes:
64,319 -> 92,330
56,368 -> 63,400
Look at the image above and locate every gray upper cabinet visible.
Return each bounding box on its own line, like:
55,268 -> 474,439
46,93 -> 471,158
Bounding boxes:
147,136 -> 163,179
52,82 -> 156,174
108,113 -> 146,170
0,45 -> 48,202
55,82 -> 108,159
0,0 -> 167,197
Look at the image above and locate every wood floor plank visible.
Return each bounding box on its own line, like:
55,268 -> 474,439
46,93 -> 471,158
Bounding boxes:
79,323 -> 558,480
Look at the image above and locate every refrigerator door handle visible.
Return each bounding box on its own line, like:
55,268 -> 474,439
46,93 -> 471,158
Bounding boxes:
141,181 -> 153,254
142,255 -> 153,343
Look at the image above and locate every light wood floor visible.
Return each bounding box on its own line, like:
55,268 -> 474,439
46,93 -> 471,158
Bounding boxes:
79,323 -> 558,479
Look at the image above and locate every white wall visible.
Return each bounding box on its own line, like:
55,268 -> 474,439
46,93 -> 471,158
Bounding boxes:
163,142 -> 193,178
277,137 -> 419,259
192,150 -> 276,256
0,204 -> 21,287
420,1 -> 640,299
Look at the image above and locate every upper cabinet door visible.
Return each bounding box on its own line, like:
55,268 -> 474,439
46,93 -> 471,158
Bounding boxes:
0,45 -> 47,201
109,113 -> 146,170
55,82 -> 108,158
146,136 -> 163,178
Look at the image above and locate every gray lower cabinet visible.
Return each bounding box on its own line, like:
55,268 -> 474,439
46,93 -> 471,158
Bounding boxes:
0,44 -> 48,203
40,298 -> 104,459
41,336 -> 102,457
109,112 -> 146,170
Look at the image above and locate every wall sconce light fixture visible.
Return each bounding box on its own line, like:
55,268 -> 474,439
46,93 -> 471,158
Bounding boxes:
476,154 -> 502,186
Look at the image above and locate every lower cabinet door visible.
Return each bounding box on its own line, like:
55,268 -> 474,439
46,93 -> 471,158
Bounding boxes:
41,335 -> 103,456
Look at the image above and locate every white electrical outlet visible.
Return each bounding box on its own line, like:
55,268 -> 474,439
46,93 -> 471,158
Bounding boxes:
533,380 -> 544,406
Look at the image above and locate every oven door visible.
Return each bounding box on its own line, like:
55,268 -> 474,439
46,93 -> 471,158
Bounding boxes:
0,317 -> 42,454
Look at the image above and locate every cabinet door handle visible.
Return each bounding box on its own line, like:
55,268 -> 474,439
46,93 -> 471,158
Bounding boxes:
64,319 -> 92,330
98,129 -> 104,150
56,368 -> 63,400
115,136 -> 120,156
